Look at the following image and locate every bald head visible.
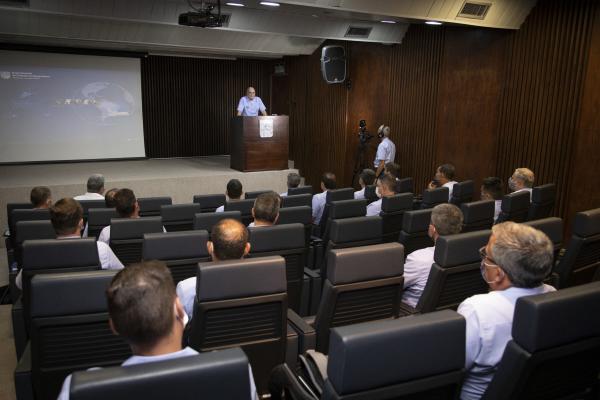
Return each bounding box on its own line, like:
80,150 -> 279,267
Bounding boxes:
246,87 -> 256,100
209,219 -> 250,261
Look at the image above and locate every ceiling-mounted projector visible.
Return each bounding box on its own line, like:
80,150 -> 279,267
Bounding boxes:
179,0 -> 224,28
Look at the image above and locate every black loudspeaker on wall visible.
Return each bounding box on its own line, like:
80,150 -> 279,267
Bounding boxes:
321,45 -> 346,84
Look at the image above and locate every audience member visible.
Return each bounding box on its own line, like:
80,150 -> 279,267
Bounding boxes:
216,179 -> 244,213
98,188 -> 140,244
176,219 -> 251,317
508,168 -> 535,200
354,169 -> 376,200
458,222 -> 555,400
30,186 -> 52,209
281,172 -> 301,197
312,172 -> 336,225
384,162 -> 401,180
429,163 -> 457,200
374,125 -> 396,177
57,261 -> 258,400
250,192 -> 280,227
74,174 -> 105,200
105,188 -> 119,208
16,198 -> 123,289
481,177 -> 503,221
402,204 -> 463,307
366,174 -> 396,216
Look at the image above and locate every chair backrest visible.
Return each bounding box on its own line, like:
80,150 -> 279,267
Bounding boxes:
321,199 -> 368,244
69,348 -> 252,400
482,282 -> 600,400
527,183 -> 556,221
87,208 -> 119,239
460,200 -> 495,233
14,220 -> 57,266
449,180 -> 474,206
281,193 -> 312,208
109,217 -> 164,265
396,177 -> 413,194
142,231 -> 210,284
323,310 -> 465,400
193,211 -> 242,235
7,202 -> 33,234
523,217 -> 563,262
138,197 -> 172,217
160,203 -> 202,232
10,208 -> 51,248
421,187 -> 449,209
496,191 -> 530,223
325,216 -> 383,273
245,190 -> 271,199
193,194 -> 226,213
277,206 -> 312,247
555,208 -> 600,288
248,224 -> 306,313
29,270 -> 131,400
315,189 -> 355,236
314,243 -> 404,353
188,256 -> 287,394
77,199 -> 108,222
224,199 -> 255,226
381,193 -> 414,243
287,186 -> 313,196
398,209 -> 434,255
417,230 -> 491,313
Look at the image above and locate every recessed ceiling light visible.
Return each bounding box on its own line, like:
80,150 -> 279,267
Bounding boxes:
225,2 -> 245,6
260,1 -> 280,6
425,20 -> 442,25
381,20 -> 396,24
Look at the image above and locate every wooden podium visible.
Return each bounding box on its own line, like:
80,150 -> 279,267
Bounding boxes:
230,116 -> 289,172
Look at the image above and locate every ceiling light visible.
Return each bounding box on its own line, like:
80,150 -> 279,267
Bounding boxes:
225,2 -> 245,6
381,20 -> 396,24
425,20 -> 442,25
260,1 -> 281,6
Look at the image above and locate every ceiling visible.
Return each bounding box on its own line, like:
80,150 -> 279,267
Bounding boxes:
0,0 -> 537,59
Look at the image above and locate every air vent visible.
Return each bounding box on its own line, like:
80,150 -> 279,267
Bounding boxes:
457,1 -> 491,20
344,26 -> 372,38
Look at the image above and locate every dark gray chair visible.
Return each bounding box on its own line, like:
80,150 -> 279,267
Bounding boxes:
87,208 -> 119,239
69,348 -> 253,400
482,281 -> 600,400
461,200 -> 495,232
527,183 -> 556,221
225,199 -> 256,226
450,180 -> 474,206
14,220 -> 57,267
421,187 -> 449,209
160,203 -> 202,232
246,190 -> 272,199
288,186 -> 313,196
193,211 -> 242,236
523,217 -> 563,263
316,189 -> 355,237
9,209 -> 51,250
395,177 -> 413,194
77,199 -> 108,222
142,231 -> 210,284
380,193 -> 414,243
398,209 -> 434,255
496,191 -> 530,223
138,197 -> 172,217
320,199 -> 367,245
193,194 -> 226,213
282,194 -> 312,208
109,217 -> 164,265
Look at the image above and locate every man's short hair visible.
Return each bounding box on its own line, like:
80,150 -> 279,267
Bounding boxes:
87,174 -> 105,193
114,188 -> 137,218
384,162 -> 401,179
431,203 -> 463,236
437,164 -> 456,180
287,173 -> 301,189
226,179 -> 243,199
360,169 -> 376,186
30,186 -> 51,208
107,261 -> 176,349
253,192 -> 280,223
321,172 -> 336,190
211,219 -> 249,260
49,198 -> 82,235
491,222 -> 553,288
513,168 -> 535,188
379,174 -> 397,193
482,177 -> 503,200
105,188 -> 119,208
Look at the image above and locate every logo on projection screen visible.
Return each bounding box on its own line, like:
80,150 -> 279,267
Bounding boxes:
0,71 -> 10,80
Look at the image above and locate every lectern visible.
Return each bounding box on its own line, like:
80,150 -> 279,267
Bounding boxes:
230,116 -> 289,172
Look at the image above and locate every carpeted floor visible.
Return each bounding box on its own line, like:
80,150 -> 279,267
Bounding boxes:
0,305 -> 16,400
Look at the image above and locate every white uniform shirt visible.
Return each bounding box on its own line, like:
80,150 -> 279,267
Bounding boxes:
280,192 -> 288,197
354,188 -> 365,200
458,284 -> 556,400
177,277 -> 197,318
237,96 -> 266,116
74,193 -> 105,201
401,246 -> 435,307
366,198 -> 382,216
374,137 -> 396,168
215,205 -> 225,213
515,187 -> 533,201
493,200 -> 502,222
443,181 -> 458,201
312,191 -> 328,225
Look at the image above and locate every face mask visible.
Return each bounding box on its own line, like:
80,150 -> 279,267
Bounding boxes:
508,177 -> 517,191
480,261 -> 504,284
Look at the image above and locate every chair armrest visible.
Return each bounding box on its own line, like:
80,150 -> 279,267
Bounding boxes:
302,315 -> 315,327
303,268 -> 322,316
14,342 -> 34,400
398,302 -> 420,317
12,297 -> 27,359
268,364 -> 317,400
287,309 -> 316,352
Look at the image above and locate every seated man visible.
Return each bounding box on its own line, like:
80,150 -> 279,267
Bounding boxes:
312,172 -> 336,225
74,174 -> 105,200
30,186 -> 52,209
402,203 -> 463,307
57,260 -> 258,400
104,187 -> 119,208
16,198 -> 123,289
366,174 -> 396,216
458,222 -> 555,400
250,192 -> 280,227
216,179 -> 244,213
428,163 -> 458,201
384,162 -> 401,180
481,177 -> 503,222
508,167 -> 535,201
281,172 -> 301,197
354,169 -> 376,200
176,219 -> 251,317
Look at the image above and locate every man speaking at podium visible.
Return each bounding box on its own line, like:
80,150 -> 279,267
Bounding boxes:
237,86 -> 268,116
